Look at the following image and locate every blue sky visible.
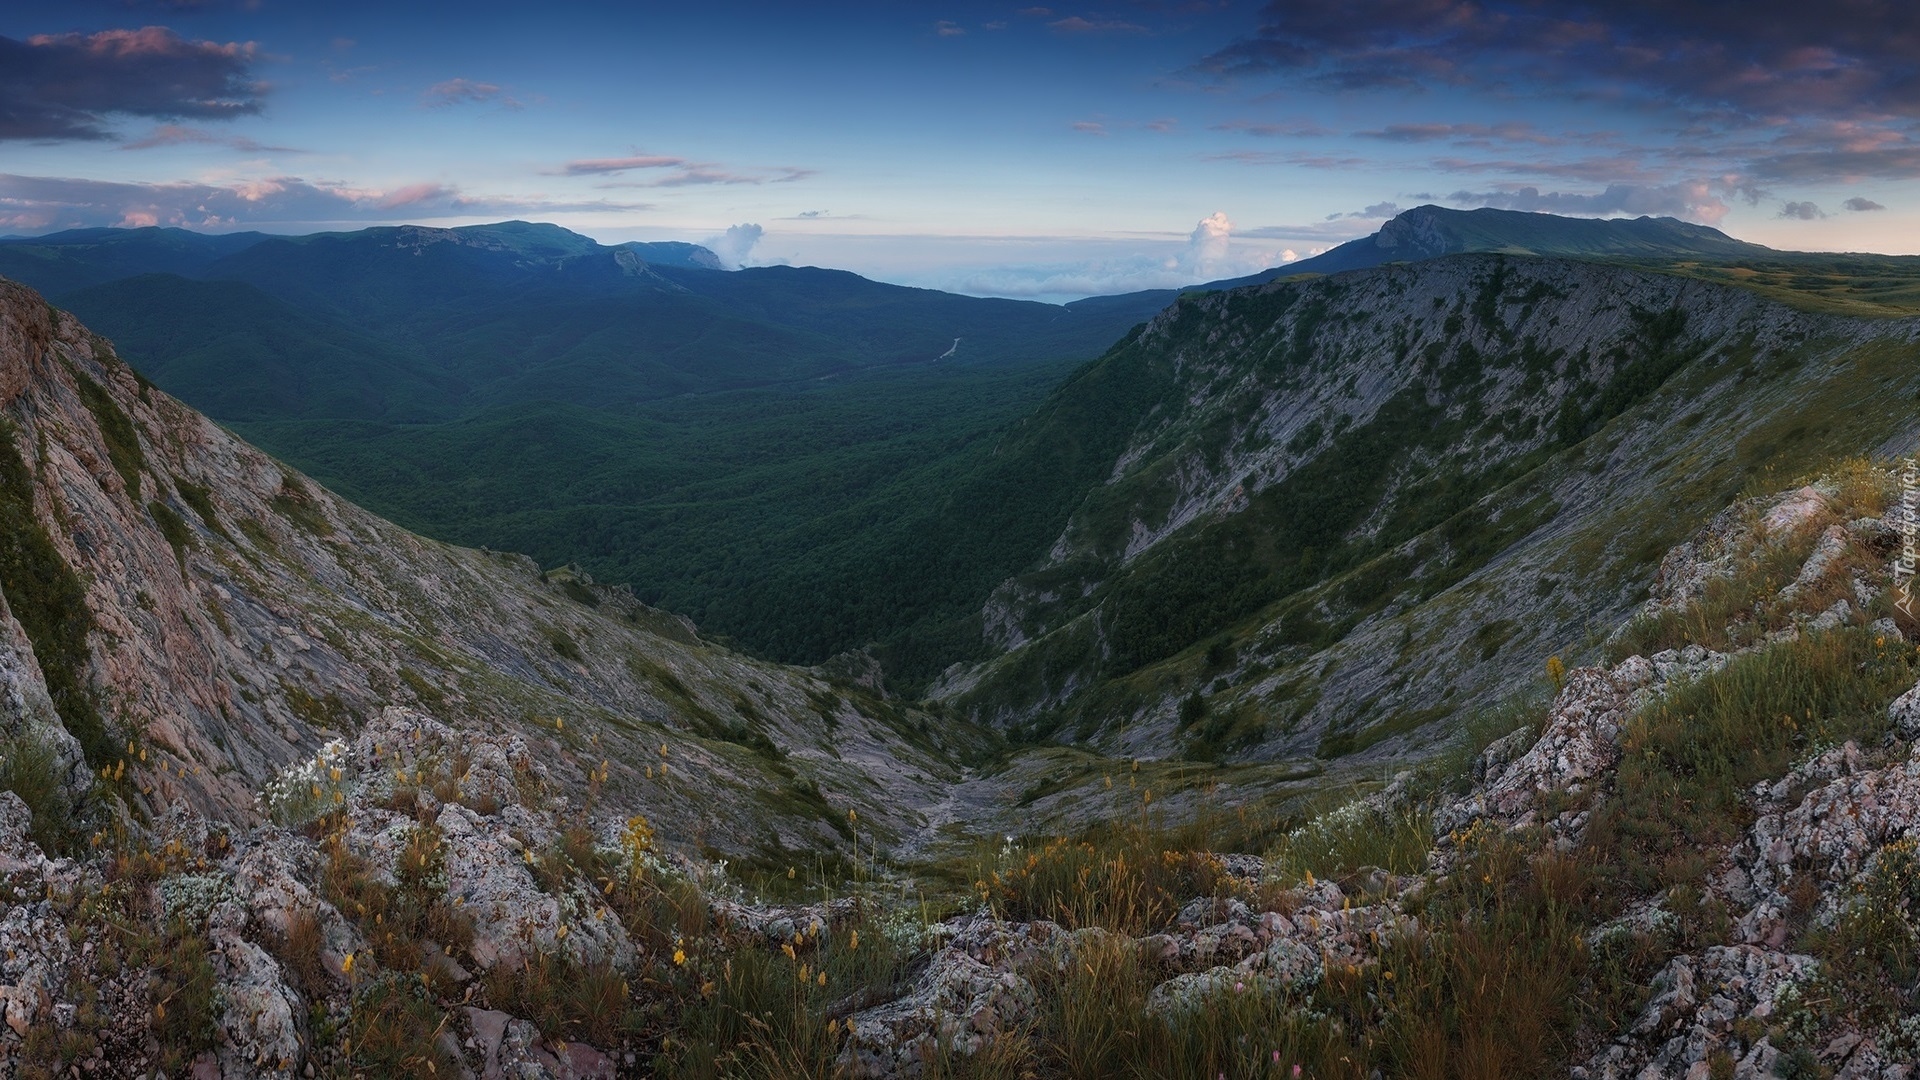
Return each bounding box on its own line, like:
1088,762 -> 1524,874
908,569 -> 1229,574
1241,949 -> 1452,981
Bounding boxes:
3,0 -> 1917,300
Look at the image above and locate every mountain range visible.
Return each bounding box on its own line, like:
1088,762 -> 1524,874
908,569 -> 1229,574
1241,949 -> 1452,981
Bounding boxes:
10,204 -> 1916,703
5,205 -> 1920,1074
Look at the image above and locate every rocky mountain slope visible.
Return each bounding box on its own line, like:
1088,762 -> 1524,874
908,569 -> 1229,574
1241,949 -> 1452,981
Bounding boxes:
0,276 -> 977,861
933,252 -> 1920,780
2,465 -> 1915,1078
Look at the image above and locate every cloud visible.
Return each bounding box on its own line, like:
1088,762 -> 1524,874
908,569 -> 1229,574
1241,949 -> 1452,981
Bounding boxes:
1239,217 -> 1389,242
0,27 -> 265,141
951,216 -> 1290,299
795,209 -> 828,218
1210,118 -> 1334,138
1444,181 -> 1730,223
935,20 -> 966,36
1777,200 -> 1827,220
1190,1 -> 1920,191
1844,196 -> 1887,211
554,154 -> 811,187
119,123 -> 298,153
646,166 -> 813,188
1185,211 -> 1234,276
1072,121 -> 1108,135
421,78 -> 522,110
0,172 -> 649,233
1745,146 -> 1920,184
1324,201 -> 1404,220
1204,149 -> 1370,169
704,223 -> 764,268
1049,16 -> 1149,34
557,155 -> 687,176
1197,1 -> 1920,123
1357,121 -> 1559,145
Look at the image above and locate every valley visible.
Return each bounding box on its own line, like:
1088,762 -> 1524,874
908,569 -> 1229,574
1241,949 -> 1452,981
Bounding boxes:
4,206 -> 1920,1076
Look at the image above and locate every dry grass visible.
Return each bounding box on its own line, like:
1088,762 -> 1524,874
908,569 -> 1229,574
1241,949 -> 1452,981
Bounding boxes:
976,824 -> 1244,936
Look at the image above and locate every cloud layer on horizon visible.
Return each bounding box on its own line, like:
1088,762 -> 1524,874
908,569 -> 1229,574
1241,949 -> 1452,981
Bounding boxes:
0,173 -> 646,233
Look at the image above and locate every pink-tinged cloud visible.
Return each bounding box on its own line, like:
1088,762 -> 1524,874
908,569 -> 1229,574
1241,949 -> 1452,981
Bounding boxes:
0,26 -> 265,141
376,183 -> 460,209
0,172 -> 651,233
421,78 -> 522,110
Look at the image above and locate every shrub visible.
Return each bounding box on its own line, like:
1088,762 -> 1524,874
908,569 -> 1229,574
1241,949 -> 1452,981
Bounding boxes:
69,366 -> 145,499
0,733 -> 81,855
0,422 -> 118,771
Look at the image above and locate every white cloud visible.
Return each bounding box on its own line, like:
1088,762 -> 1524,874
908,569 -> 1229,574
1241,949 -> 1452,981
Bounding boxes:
704,222 -> 764,268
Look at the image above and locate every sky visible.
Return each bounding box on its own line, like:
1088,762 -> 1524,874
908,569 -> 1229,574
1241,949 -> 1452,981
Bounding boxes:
3,0 -> 1918,301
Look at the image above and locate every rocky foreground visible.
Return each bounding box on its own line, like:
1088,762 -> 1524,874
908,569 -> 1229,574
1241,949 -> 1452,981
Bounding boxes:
5,477 -> 1920,1077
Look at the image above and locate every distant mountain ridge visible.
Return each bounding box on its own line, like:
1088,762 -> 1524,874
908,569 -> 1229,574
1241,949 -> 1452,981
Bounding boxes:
1243,204 -> 1771,283
0,221 -> 722,295
0,220 -> 1159,424
1088,204 -> 1786,316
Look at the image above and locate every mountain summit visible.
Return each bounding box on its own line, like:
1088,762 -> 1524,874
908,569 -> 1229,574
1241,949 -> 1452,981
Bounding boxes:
1207,204 -> 1775,290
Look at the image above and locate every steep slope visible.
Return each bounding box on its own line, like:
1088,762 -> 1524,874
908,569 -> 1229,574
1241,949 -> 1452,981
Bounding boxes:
0,277 -> 974,860
933,254 -> 1920,771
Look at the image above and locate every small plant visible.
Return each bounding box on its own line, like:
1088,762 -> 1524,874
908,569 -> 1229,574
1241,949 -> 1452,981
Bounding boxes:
1810,836 -> 1920,1032
345,971 -> 458,1075
1266,798 -> 1432,886
262,739 -> 351,825
546,627 -> 585,663
977,824 -> 1241,935
148,920 -> 222,1073
148,500 -> 194,563
275,906 -> 333,999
